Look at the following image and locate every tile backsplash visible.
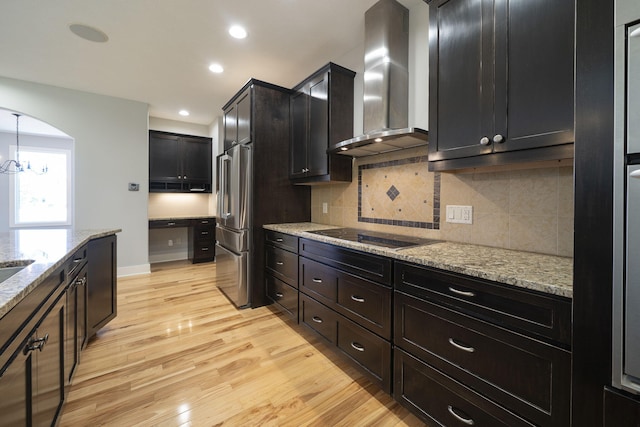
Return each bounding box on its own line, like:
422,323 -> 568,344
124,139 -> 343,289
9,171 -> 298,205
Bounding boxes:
311,147 -> 574,257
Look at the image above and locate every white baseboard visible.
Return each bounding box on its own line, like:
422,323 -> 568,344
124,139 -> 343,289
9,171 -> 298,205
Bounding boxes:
117,263 -> 151,277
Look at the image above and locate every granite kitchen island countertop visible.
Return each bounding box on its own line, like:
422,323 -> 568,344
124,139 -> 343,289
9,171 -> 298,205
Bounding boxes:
0,228 -> 121,318
264,222 -> 573,298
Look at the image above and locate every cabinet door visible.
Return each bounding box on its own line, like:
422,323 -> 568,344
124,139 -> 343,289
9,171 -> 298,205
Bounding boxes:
307,74 -> 330,176
428,0 -> 494,161
33,294 -> 65,427
88,235 -> 117,337
290,89 -> 308,178
182,137 -> 211,182
223,104 -> 238,151
493,0 -> 574,152
0,341 -> 32,427
149,132 -> 181,181
236,90 -> 251,145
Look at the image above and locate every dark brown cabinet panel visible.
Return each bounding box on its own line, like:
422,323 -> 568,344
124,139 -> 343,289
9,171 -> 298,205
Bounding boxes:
290,63 -> 354,184
264,230 -> 298,253
87,235 -> 117,338
149,130 -> 212,192
300,293 -> 338,344
266,275 -> 298,321
395,291 -> 570,426
395,261 -> 572,347
223,88 -> 251,150
265,245 -> 298,287
394,349 -> 535,427
427,0 -> 574,170
188,220 -> 215,263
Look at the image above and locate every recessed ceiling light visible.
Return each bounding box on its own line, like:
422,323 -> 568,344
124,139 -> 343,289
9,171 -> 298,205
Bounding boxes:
69,23 -> 109,43
229,25 -> 247,39
209,63 -> 224,73
179,110 -> 190,117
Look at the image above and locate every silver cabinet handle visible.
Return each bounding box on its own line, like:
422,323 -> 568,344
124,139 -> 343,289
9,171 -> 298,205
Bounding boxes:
276,261 -> 284,266
167,222 -> 176,226
351,295 -> 365,303
26,333 -> 49,352
493,134 -> 504,143
275,238 -> 284,242
201,231 -> 209,235
447,406 -> 475,425
312,316 -> 323,323
448,287 -> 475,298
479,136 -> 491,146
201,220 -> 209,224
312,278 -> 323,283
178,175 -> 182,179
201,247 -> 209,251
449,338 -> 475,353
351,342 -> 365,352
631,170 -> 640,178
184,175 -> 188,179
275,292 -> 284,298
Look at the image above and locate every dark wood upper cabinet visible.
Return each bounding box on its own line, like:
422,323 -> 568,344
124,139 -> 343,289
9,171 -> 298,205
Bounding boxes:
223,88 -> 251,151
290,62 -> 354,184
426,0 -> 575,171
149,130 -> 212,192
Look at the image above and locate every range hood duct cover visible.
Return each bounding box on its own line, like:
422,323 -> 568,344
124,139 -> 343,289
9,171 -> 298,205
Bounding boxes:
330,0 -> 428,157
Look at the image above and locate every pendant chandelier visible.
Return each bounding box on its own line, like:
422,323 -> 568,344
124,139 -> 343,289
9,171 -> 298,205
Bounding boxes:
0,113 -> 48,175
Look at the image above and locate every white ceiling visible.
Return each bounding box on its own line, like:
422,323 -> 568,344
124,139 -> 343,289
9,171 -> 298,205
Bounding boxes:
0,0 -> 426,135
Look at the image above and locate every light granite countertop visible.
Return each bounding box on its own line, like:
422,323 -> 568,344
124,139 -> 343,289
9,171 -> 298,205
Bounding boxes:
264,222 -> 573,299
0,228 -> 121,318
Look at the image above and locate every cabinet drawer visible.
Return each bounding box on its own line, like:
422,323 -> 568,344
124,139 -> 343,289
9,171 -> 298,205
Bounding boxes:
265,230 -> 298,252
299,238 -> 392,286
265,246 -> 298,287
148,219 -> 190,228
300,294 -> 337,344
395,261 -> 571,347
395,291 -> 570,426
194,218 -> 214,226
194,226 -> 215,242
337,318 -> 391,392
266,275 -> 298,321
336,271 -> 391,340
300,257 -> 337,301
394,348 -> 535,427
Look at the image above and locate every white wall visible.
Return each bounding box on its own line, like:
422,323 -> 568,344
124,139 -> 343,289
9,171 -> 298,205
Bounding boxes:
0,76 -> 150,276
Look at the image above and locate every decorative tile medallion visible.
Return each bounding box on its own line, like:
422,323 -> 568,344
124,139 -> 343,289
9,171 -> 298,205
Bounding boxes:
358,156 -> 440,229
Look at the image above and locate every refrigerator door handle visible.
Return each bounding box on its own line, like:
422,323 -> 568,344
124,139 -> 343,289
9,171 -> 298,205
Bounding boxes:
217,154 -> 232,219
630,170 -> 640,178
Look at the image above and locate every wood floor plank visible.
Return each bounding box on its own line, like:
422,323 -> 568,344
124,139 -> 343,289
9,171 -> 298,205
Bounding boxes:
59,260 -> 426,426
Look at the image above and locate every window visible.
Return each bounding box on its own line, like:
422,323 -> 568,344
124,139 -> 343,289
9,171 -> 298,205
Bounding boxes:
9,145 -> 73,227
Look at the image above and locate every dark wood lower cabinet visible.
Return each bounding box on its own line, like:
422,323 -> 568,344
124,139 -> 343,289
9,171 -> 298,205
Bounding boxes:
604,387 -> 640,426
88,235 -> 117,337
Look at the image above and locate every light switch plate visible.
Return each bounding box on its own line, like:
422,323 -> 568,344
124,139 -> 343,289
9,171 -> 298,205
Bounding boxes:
446,205 -> 473,224
322,202 -> 328,214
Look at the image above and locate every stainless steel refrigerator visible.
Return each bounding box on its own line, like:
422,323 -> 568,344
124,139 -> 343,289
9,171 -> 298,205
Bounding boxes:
613,0 -> 640,395
216,143 -> 252,308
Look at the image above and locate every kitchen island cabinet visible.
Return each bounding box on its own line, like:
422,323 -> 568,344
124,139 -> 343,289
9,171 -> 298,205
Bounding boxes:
426,0 -> 574,171
0,229 -> 119,427
87,234 -> 117,338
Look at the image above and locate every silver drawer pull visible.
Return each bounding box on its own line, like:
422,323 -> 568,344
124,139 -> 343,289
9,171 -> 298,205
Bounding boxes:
276,261 -> 284,266
275,238 -> 284,242
350,342 -> 365,352
449,338 -> 475,353
275,292 -> 284,298
201,231 -> 209,235
312,316 -> 323,323
448,287 -> 475,298
312,278 -> 323,283
447,405 -> 475,425
201,247 -> 209,251
351,295 -> 365,303
167,222 -> 176,226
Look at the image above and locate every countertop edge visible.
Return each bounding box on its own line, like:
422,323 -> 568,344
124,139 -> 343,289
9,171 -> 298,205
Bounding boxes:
0,228 -> 121,318
264,223 -> 573,299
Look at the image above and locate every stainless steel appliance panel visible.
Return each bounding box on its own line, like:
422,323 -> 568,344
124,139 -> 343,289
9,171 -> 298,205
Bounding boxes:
626,164 -> 640,380
216,226 -> 248,253
215,242 -> 249,308
628,23 -> 640,154
216,144 -> 251,230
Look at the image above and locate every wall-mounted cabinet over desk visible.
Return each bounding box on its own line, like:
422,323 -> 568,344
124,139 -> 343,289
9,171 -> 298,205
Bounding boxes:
149,130 -> 212,193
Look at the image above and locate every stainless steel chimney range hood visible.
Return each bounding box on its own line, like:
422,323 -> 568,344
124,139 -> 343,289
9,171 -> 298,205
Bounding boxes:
329,0 -> 428,158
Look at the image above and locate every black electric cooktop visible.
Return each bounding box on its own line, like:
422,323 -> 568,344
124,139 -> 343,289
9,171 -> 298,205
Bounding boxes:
308,228 -> 440,250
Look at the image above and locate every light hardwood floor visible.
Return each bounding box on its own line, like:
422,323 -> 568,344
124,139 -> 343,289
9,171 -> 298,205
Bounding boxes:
59,261 -> 425,426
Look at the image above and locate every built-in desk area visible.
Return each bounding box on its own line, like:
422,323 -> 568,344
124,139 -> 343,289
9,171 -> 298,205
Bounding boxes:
148,216 -> 216,263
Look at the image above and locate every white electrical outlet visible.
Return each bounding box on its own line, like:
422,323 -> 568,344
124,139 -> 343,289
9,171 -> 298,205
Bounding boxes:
168,239 -> 173,247
322,202 -> 328,214
445,205 -> 473,224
